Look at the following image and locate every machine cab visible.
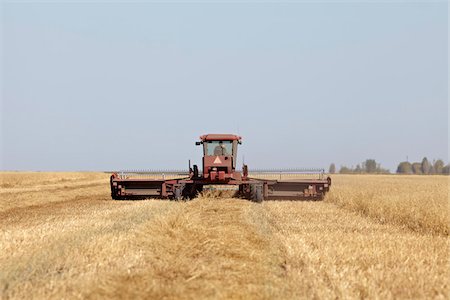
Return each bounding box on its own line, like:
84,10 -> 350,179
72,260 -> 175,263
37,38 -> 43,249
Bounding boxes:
196,134 -> 242,180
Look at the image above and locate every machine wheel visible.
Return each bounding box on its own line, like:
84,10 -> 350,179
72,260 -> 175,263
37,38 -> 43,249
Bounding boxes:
312,194 -> 324,201
195,184 -> 203,197
182,184 -> 202,200
250,184 -> 263,203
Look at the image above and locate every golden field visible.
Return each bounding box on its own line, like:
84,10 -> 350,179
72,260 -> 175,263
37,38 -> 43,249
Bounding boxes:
0,172 -> 448,299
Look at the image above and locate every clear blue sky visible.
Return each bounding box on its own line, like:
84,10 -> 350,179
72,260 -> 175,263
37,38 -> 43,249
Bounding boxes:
1,1 -> 448,171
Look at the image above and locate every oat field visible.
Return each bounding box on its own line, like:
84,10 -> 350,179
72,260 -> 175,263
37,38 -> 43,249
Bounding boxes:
0,172 -> 448,299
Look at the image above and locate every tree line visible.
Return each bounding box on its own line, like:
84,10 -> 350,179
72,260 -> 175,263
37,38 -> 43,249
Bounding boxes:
328,158 -> 450,175
396,158 -> 449,175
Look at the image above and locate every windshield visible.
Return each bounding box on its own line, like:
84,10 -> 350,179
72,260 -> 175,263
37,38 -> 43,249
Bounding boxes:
205,141 -> 233,156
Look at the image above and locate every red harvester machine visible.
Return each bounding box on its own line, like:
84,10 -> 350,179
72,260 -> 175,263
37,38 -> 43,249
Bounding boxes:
110,134 -> 331,202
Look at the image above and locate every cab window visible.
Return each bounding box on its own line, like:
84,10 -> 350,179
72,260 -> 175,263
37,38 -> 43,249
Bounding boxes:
205,141 -> 233,156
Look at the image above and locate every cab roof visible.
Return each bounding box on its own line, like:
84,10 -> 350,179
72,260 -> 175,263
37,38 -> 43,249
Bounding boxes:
199,134 -> 242,142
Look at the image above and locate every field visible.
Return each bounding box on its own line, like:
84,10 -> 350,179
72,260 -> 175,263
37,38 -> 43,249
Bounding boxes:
0,172 -> 448,299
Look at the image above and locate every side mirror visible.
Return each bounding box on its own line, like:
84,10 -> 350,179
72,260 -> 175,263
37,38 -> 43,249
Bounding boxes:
238,141 -> 242,145
195,142 -> 202,146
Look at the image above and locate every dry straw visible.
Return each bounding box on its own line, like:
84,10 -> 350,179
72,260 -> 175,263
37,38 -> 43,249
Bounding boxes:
0,172 -> 448,299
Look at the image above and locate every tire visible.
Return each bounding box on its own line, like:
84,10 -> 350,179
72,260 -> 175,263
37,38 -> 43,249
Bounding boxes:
314,193 -> 324,201
182,184 -> 202,200
250,184 -> 263,203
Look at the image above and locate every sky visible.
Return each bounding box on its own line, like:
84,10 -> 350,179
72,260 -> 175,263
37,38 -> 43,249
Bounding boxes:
0,1 -> 448,172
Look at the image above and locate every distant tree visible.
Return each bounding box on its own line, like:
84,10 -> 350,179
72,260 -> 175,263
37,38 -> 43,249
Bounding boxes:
421,157 -> 431,174
377,166 -> 390,174
429,165 -> 436,174
329,163 -> 336,174
443,164 -> 450,175
364,159 -> 377,173
397,161 -> 412,174
339,166 -> 352,174
434,159 -> 445,174
336,160 -> 389,174
411,163 -> 422,174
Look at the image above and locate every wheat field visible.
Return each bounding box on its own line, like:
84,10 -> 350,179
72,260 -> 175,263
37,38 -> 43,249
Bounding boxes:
0,172 -> 448,299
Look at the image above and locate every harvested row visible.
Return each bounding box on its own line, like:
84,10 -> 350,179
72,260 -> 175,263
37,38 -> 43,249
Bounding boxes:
85,198 -> 286,299
1,198 -> 175,299
0,172 -> 107,213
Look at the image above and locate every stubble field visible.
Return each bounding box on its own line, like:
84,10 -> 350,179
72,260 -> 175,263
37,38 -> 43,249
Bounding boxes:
0,172 -> 448,299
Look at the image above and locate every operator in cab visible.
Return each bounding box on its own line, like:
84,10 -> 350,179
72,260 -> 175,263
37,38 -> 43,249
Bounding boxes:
213,141 -> 228,156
